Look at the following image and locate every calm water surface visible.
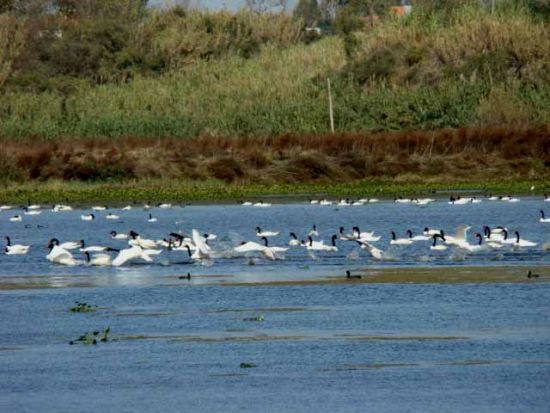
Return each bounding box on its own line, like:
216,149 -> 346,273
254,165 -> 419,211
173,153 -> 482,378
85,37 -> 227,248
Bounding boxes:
1,198 -> 549,412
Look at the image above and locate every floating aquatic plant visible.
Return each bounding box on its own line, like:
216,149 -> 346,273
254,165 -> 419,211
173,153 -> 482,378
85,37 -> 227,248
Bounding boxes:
243,315 -> 265,322
69,326 -> 110,345
69,301 -> 97,313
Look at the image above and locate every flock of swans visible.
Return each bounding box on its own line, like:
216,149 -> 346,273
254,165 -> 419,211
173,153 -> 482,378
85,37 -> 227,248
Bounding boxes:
1,194 -> 548,268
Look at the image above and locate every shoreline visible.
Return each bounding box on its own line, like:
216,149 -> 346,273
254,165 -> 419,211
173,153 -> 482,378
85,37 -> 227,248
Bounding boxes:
1,265 -> 548,290
0,179 -> 547,205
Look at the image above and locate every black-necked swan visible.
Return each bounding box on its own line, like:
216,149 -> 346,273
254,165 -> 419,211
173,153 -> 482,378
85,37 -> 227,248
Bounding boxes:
430,234 -> 447,251
390,231 -> 413,245
46,239 -> 80,266
406,229 -> 430,241
306,235 -> 337,251
256,227 -> 279,237
110,230 -> 128,240
288,232 -> 301,246
4,236 -> 30,255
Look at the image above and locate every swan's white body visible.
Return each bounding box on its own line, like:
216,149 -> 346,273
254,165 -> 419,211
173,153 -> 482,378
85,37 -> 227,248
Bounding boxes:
111,231 -> 128,240
112,246 -> 154,266
85,253 -> 112,266
53,205 -> 73,212
256,228 -> 279,237
191,229 -> 212,260
5,237 -> 30,255
47,245 -> 80,266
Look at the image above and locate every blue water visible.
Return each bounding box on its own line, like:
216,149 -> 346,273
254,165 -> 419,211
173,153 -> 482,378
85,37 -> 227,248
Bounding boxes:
1,198 -> 549,412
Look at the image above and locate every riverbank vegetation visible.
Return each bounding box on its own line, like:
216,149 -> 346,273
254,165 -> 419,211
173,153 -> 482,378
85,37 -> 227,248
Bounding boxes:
0,1 -> 548,198
0,0 -> 549,139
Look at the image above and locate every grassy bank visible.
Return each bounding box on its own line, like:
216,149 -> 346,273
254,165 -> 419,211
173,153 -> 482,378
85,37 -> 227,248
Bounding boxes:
0,178 -> 547,204
0,3 -> 549,138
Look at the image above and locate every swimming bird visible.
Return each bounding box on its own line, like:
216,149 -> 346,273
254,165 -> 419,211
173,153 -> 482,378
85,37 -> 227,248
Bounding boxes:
84,249 -> 119,266
390,231 -> 413,246
128,231 -> 158,249
352,227 -> 380,242
539,210 -> 550,223
406,229 -> 430,241
430,234 -> 447,251
23,207 -> 41,216
81,213 -> 95,221
4,236 -> 30,255
510,231 -> 537,248
46,239 -> 80,266
110,230 -> 128,240
79,240 -> 109,253
288,232 -> 301,246
256,227 -> 279,237
306,235 -> 338,252
346,270 -> 362,280
308,225 -> 319,237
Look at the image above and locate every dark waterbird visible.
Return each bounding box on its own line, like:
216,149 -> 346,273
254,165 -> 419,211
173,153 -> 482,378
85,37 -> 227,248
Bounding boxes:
179,272 -> 191,280
346,270 -> 362,280
527,271 -> 540,278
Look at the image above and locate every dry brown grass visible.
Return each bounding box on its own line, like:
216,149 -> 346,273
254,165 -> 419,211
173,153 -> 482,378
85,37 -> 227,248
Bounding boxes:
2,125 -> 548,184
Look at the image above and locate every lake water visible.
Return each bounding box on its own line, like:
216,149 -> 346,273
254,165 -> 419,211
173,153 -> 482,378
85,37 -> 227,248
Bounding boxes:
1,197 -> 549,412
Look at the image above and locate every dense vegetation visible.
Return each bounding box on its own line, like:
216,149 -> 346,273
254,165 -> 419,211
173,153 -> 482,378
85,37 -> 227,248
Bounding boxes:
0,0 -> 548,139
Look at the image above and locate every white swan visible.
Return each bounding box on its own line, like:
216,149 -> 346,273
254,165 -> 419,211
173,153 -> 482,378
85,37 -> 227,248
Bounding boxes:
4,236 -> 30,255
191,229 -> 212,260
112,246 -> 154,266
539,210 -> 550,223
110,230 -> 128,240
308,225 -> 319,237
510,231 -> 537,248
256,227 -> 279,237
305,235 -> 337,252
81,213 -> 95,221
128,231 -> 158,250
390,231 -> 413,246
23,207 -> 41,215
288,232 -> 301,246
46,239 -> 81,266
84,249 -> 118,266
354,239 -> 386,260
53,204 -> 73,212
406,229 -> 430,241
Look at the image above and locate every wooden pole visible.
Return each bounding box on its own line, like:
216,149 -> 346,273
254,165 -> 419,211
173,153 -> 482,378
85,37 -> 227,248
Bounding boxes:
327,78 -> 335,133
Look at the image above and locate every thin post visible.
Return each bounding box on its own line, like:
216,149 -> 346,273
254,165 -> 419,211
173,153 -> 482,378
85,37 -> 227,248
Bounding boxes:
327,78 -> 335,133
